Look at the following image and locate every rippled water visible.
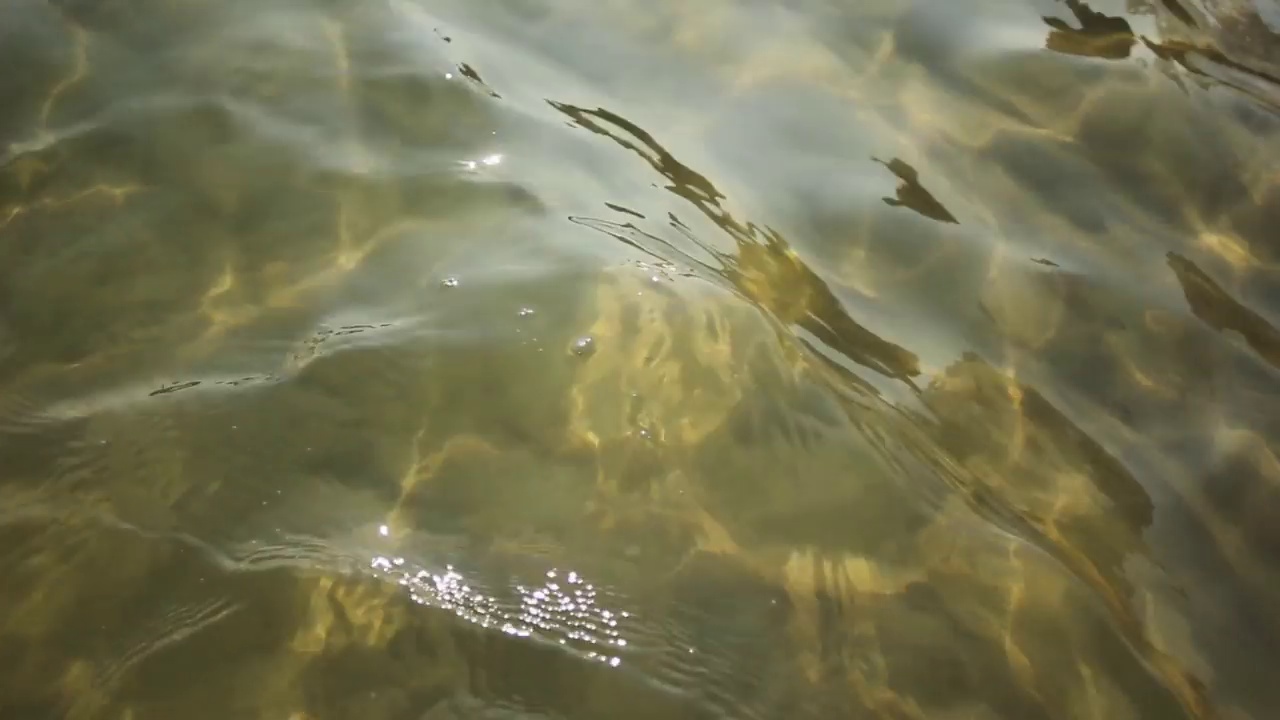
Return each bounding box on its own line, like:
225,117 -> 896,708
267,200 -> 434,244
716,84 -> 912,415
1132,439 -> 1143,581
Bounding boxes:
3,0 -> 1280,717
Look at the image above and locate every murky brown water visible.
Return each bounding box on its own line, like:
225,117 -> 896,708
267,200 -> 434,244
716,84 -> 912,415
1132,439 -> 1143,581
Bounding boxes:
2,0 -> 1280,717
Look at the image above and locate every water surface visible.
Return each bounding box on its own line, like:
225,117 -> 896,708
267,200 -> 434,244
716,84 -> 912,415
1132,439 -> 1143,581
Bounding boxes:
3,0 -> 1280,718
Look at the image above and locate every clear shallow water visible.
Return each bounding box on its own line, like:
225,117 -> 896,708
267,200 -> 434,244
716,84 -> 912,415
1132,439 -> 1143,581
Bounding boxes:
2,0 -> 1280,718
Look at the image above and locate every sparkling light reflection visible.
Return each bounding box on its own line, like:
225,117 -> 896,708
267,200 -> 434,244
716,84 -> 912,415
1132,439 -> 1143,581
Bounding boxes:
367,552 -> 629,668
462,153 -> 504,171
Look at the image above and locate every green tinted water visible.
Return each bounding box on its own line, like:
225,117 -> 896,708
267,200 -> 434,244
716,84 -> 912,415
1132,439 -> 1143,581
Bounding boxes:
2,0 -> 1280,718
